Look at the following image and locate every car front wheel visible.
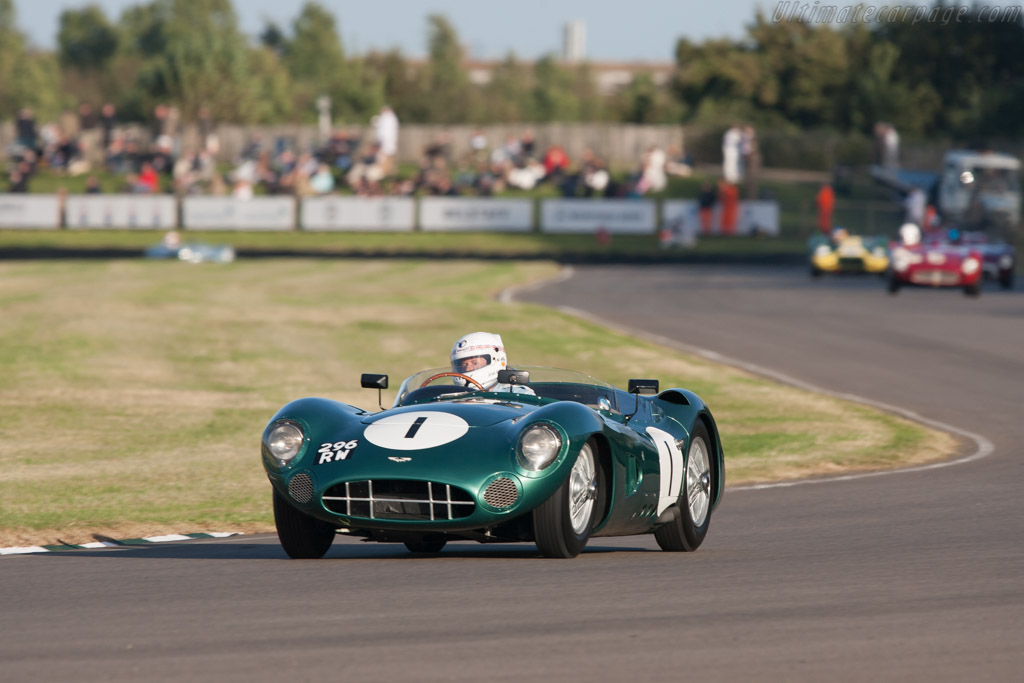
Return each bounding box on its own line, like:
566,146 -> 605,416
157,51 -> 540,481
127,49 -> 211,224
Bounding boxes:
533,441 -> 601,558
655,422 -> 713,552
273,489 -> 336,559
887,274 -> 901,294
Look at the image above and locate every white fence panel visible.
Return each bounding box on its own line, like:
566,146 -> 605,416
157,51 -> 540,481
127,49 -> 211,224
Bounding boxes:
540,199 -> 656,234
0,195 -> 61,229
739,201 -> 780,236
65,195 -> 177,230
419,198 -> 533,232
183,197 -> 295,231
302,196 -> 415,232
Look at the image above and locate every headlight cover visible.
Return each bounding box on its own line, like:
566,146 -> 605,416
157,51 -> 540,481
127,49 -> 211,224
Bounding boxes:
265,420 -> 305,466
814,245 -> 831,258
962,257 -> 980,275
516,423 -> 562,471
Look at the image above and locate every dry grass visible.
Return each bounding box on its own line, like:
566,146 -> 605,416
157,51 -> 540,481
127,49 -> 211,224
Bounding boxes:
0,259 -> 958,547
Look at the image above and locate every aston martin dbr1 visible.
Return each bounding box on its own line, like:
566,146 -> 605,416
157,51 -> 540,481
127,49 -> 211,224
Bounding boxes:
809,231 -> 890,276
262,366 -> 724,559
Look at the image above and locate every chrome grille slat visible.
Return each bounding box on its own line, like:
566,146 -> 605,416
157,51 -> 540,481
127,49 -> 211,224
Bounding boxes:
323,480 -> 475,520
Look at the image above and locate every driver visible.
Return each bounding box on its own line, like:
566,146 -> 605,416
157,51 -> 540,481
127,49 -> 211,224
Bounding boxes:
899,222 -> 921,246
450,332 -> 534,394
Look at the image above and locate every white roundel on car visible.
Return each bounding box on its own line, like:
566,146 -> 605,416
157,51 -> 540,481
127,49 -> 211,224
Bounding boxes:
363,411 -> 470,450
647,427 -> 685,516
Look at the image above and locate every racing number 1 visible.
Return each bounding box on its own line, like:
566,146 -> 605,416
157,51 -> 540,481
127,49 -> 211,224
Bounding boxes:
405,417 -> 428,438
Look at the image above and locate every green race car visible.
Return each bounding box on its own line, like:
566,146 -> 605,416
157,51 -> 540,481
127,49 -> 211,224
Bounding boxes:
262,366 -> 724,559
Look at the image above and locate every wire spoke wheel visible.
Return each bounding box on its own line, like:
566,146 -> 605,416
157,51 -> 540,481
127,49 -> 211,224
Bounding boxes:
686,437 -> 711,528
654,423 -> 713,552
533,441 -> 601,558
568,446 -> 597,535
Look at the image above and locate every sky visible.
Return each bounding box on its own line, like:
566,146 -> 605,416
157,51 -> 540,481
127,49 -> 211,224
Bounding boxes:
11,0 -> 775,62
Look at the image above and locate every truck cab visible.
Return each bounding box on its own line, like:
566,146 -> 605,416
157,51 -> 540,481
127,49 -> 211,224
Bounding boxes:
938,150 -> 1021,229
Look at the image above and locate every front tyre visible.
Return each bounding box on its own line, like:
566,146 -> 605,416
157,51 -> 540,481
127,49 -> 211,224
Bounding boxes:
887,274 -> 901,294
999,270 -> 1014,290
964,283 -> 981,297
533,441 -> 601,558
273,489 -> 336,559
655,422 -> 713,552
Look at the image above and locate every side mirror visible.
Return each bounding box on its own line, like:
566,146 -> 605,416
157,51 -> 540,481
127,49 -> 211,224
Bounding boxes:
497,369 -> 530,385
628,379 -> 659,395
361,374 -> 388,389
360,373 -> 388,411
625,378 -> 658,423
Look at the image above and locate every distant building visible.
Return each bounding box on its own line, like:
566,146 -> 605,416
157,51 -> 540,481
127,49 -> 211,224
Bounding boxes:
564,21 -> 586,63
415,20 -> 673,96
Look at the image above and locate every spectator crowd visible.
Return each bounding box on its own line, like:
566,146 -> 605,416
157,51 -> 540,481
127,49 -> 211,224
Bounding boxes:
6,102 -> 701,203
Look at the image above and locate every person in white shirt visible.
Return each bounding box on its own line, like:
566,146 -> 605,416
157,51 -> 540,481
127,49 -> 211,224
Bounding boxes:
374,105 -> 399,175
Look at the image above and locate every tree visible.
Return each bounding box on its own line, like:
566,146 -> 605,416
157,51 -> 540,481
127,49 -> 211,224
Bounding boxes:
531,55 -> 581,121
122,0 -> 258,123
58,4 -> 118,70
0,0 -> 63,120
423,14 -> 476,122
481,53 -> 532,122
364,48 -> 430,123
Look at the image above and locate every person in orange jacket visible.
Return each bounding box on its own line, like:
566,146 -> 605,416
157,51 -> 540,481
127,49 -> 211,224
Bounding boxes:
816,183 -> 835,234
719,179 -> 739,235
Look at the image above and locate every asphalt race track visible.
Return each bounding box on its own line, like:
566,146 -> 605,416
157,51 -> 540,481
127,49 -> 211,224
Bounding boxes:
3,264 -> 1022,682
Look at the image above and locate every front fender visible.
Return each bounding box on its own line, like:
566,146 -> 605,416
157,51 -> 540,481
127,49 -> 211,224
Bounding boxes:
262,398 -> 369,473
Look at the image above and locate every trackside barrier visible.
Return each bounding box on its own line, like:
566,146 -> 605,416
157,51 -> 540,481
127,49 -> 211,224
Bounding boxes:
0,194 -> 781,235
419,197 -> 533,232
540,199 -> 657,234
663,200 -> 780,237
0,195 -> 61,229
182,196 -> 295,231
302,196 -> 415,232
65,195 -> 178,230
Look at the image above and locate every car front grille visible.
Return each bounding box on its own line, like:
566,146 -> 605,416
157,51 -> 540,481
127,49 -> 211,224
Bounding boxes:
838,257 -> 866,271
322,480 -> 475,520
910,270 -> 959,285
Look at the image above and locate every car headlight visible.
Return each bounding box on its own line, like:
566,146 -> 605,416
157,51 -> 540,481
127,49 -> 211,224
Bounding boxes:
516,423 -> 562,471
962,257 -> 980,275
872,247 -> 887,258
265,421 -> 304,465
999,255 -> 1013,269
893,250 -> 911,272
814,245 -> 831,258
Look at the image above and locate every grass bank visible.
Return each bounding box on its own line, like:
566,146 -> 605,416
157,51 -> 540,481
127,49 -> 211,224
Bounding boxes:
0,259 -> 956,546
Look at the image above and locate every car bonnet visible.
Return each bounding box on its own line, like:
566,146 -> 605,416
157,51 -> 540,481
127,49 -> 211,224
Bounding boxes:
356,401 -> 529,452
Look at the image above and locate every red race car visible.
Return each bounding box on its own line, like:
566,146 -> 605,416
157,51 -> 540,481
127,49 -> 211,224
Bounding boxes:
959,230 -> 1016,290
888,224 -> 983,296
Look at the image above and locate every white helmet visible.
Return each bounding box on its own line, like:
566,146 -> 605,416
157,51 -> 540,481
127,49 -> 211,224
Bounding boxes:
450,332 -> 507,390
899,222 -> 921,246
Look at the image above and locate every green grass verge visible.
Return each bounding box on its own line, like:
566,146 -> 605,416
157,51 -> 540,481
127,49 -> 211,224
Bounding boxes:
0,259 -> 955,546
0,228 -> 806,257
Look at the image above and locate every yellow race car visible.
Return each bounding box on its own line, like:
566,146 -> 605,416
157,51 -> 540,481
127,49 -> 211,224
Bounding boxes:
809,231 -> 890,277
